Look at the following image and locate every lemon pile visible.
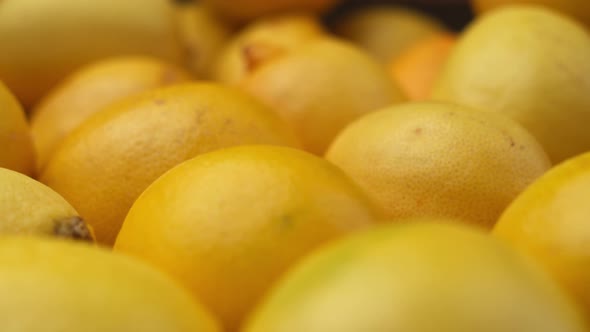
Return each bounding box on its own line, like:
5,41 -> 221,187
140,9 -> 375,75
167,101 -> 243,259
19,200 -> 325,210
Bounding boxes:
1,0 -> 590,331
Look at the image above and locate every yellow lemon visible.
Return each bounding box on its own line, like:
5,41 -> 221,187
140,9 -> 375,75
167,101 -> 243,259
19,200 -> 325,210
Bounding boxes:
175,2 -> 232,78
0,82 -> 34,176
472,0 -> 590,26
0,0 -> 183,107
432,5 -> 590,164
241,38 -> 406,155
30,56 -> 192,171
494,152 -> 590,319
0,236 -> 219,332
214,13 -> 325,85
40,83 -> 299,246
114,145 -> 381,331
326,102 -> 551,228
0,167 -> 93,241
244,221 -> 587,332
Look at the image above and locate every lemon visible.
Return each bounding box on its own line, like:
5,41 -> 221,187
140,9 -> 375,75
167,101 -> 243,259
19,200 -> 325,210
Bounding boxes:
0,82 -> 34,175
241,38 -> 406,154
214,13 -> 325,85
432,5 -> 590,163
0,0 -> 182,107
30,56 -> 192,171
0,236 -> 219,332
0,167 -> 93,241
114,145 -> 380,331
175,2 -> 232,78
40,83 -> 299,245
326,102 -> 551,227
244,221 -> 586,332
473,0 -> 590,26
494,152 -> 590,319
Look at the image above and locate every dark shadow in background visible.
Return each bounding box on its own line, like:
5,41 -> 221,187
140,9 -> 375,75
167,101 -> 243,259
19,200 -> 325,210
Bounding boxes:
176,0 -> 475,32
326,0 -> 475,31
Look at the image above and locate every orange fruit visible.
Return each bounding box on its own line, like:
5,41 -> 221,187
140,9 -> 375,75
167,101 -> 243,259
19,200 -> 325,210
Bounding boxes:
432,5 -> 590,164
494,152 -> 590,319
214,13 -> 325,85
390,33 -> 456,100
326,102 -> 551,228
333,5 -> 446,63
241,38 -> 406,155
0,236 -> 220,331
114,145 -> 381,331
40,83 -> 299,246
202,0 -> 340,22
0,81 -> 35,176
472,0 -> 590,26
244,221 -> 587,332
30,56 -> 192,171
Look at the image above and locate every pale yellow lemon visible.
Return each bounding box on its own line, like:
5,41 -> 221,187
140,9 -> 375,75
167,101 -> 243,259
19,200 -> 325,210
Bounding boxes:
0,236 -> 220,332
244,221 -> 587,332
473,0 -> 590,26
432,5 -> 590,163
326,102 -> 551,228
0,0 -> 183,107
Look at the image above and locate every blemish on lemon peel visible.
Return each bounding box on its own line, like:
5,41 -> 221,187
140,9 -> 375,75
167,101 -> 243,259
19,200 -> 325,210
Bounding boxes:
280,214 -> 295,230
53,216 -> 93,241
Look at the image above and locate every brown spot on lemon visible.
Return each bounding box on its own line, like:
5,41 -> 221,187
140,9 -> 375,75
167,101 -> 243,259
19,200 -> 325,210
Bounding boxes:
53,216 -> 93,242
0,168 -> 89,239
